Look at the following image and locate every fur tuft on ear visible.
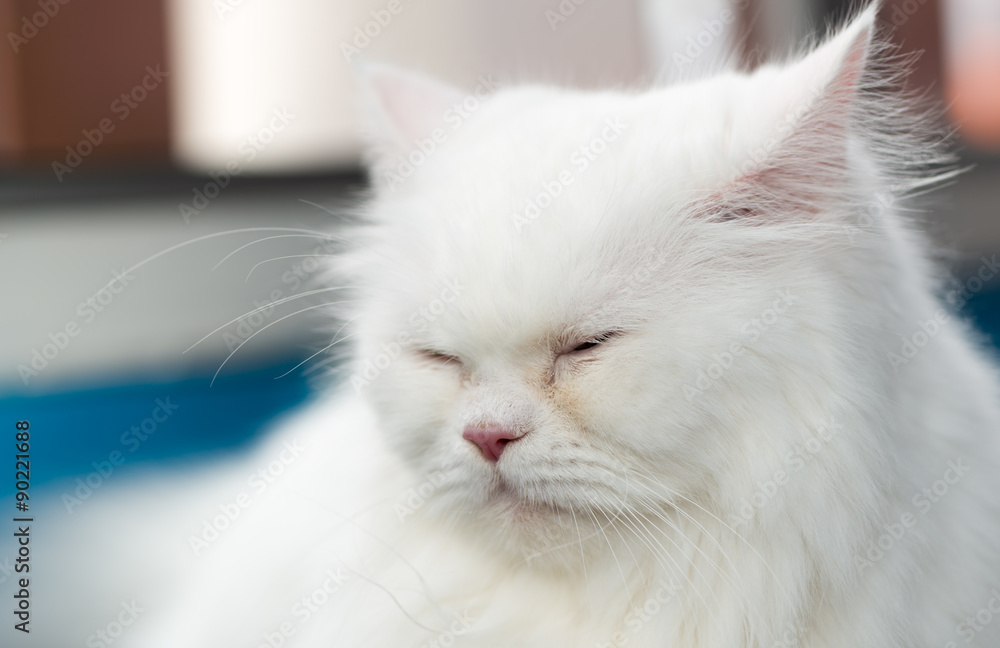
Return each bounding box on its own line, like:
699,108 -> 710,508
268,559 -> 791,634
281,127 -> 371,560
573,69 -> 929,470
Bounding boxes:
354,63 -> 465,185
709,3 -> 955,226
725,6 -> 878,222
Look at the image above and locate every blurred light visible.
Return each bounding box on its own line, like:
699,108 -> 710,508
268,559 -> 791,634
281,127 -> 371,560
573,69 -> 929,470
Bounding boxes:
944,0 -> 1000,150
166,0 -> 363,172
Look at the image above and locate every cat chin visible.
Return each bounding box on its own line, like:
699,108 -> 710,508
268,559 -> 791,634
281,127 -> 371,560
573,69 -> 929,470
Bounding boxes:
417,477 -> 635,574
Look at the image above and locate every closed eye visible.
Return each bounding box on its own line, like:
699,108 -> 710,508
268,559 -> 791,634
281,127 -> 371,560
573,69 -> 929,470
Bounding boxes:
570,330 -> 621,353
417,349 -> 461,365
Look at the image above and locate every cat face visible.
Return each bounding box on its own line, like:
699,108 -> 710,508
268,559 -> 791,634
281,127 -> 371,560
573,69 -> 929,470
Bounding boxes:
343,12 -> 894,562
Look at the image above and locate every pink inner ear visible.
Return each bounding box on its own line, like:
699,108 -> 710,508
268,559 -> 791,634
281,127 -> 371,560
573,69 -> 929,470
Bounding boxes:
364,66 -> 466,144
696,14 -> 876,225
827,23 -> 872,100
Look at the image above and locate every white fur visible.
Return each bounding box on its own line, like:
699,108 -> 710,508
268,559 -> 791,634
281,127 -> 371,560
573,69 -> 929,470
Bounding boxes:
21,6 -> 1000,647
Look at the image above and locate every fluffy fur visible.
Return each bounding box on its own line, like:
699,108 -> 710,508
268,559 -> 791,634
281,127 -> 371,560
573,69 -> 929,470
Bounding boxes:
22,6 -> 1000,647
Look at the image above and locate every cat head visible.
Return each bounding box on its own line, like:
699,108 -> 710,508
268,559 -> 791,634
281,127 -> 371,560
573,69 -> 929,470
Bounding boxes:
338,6 -> 947,567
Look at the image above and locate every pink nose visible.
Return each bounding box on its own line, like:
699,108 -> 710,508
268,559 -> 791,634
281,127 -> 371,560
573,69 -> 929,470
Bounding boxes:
463,425 -> 520,462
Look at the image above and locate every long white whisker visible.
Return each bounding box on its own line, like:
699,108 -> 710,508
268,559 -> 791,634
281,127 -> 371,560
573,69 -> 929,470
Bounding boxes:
613,510 -> 705,613
569,505 -> 588,585
183,287 -> 350,354
211,234 -> 343,271
639,490 -> 746,613
627,468 -> 791,607
210,301 -> 348,386
244,254 -> 337,284
88,227 -> 342,297
581,470 -> 634,606
274,332 -> 356,380
583,503 -> 633,607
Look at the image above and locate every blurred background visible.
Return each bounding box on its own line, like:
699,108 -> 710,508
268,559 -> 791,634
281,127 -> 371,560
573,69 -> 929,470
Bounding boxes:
0,0 -> 998,488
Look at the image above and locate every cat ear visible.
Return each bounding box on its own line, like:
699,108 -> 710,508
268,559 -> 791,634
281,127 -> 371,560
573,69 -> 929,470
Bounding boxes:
715,6 -> 880,222
355,63 -> 465,179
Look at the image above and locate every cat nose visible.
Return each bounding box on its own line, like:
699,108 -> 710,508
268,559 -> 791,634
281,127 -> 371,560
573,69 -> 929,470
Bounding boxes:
462,425 -> 521,462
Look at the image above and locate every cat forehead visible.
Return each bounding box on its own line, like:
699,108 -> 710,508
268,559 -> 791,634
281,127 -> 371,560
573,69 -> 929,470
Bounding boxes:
364,68 -> 820,340
374,74 -> 791,249
390,70 -> 801,221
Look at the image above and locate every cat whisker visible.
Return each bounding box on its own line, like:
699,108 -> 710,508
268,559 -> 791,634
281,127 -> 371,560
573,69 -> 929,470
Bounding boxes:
612,511 -> 706,615
184,286 -> 353,354
273,332 -> 356,380
588,462 -> 754,615
582,500 -> 634,608
211,233 -> 348,272
209,301 -> 350,386
85,227 -> 344,299
620,475 -> 751,607
626,468 -> 793,608
575,467 -> 638,607
282,487 -> 450,624
340,568 -> 443,634
624,487 -> 741,615
274,314 -> 358,380
299,353 -> 351,378
569,505 -> 588,585
588,464 -> 719,615
243,254 -> 338,284
298,198 -> 352,217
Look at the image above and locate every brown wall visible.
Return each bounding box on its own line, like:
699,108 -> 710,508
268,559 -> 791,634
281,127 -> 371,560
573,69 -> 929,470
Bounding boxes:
0,0 -> 171,170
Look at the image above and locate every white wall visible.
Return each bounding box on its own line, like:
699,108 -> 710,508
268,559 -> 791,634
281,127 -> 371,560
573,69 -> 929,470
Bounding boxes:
166,0 -> 648,172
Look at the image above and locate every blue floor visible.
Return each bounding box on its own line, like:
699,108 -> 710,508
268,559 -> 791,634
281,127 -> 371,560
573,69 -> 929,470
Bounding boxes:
3,286 -> 1000,492
0,359 -> 317,491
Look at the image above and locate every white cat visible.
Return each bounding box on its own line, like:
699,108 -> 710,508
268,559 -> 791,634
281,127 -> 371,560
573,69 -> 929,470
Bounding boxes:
23,5 -> 1000,647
